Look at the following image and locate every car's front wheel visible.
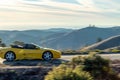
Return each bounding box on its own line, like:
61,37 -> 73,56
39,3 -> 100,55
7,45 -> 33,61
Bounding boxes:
5,51 -> 16,61
42,51 -> 53,61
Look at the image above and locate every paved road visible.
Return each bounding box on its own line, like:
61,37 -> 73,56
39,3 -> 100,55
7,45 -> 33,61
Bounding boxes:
61,54 -> 120,61
0,54 -> 119,69
0,54 -> 120,66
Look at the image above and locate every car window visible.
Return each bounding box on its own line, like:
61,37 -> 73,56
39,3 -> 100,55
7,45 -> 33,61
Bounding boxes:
23,44 -> 37,49
11,44 -> 23,49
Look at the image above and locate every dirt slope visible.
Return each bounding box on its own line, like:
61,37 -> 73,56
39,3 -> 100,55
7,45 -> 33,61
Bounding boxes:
82,35 -> 120,50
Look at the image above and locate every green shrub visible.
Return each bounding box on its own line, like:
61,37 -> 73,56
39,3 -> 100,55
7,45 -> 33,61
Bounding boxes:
46,52 -> 120,80
45,64 -> 93,80
91,49 -> 106,54
111,49 -> 120,53
83,53 -> 110,78
62,49 -> 76,53
81,51 -> 89,54
93,49 -> 102,52
70,53 -> 120,80
73,66 -> 93,80
71,56 -> 84,65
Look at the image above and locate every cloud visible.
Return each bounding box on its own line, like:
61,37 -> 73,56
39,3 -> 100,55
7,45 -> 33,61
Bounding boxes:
1,0 -> 119,16
0,0 -> 120,29
19,0 -> 101,14
1,0 -> 120,13
52,0 -> 79,4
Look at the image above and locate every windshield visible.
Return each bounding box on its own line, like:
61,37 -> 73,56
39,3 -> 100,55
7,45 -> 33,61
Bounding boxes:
30,43 -> 44,49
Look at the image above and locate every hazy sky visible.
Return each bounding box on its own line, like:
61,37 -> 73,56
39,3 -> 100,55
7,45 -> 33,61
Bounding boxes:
0,0 -> 120,30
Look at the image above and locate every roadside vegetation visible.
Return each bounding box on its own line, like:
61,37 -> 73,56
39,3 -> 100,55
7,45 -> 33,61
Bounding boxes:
110,49 -> 120,53
0,38 -> 120,80
45,52 -> 120,80
0,52 -> 120,80
62,48 -> 120,55
61,49 -> 99,55
45,64 -> 93,80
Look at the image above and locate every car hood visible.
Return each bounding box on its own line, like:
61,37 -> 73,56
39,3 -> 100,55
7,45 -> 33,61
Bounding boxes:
41,47 -> 55,50
41,47 -> 60,52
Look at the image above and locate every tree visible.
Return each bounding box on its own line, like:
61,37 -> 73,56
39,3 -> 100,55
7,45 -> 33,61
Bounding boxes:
0,38 -> 2,43
13,41 -> 24,45
0,38 -> 6,47
96,37 -> 102,43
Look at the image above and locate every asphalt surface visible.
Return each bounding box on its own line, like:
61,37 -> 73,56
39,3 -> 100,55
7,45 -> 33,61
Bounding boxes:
61,54 -> 120,61
0,54 -> 120,68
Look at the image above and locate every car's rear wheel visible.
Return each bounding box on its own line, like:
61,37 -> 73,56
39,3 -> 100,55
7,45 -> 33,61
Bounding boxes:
42,51 -> 53,61
5,51 -> 16,61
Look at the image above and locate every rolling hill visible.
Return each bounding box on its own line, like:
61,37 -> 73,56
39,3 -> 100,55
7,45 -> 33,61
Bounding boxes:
0,28 -> 73,46
82,35 -> 120,50
41,26 -> 120,50
1,26 -> 120,50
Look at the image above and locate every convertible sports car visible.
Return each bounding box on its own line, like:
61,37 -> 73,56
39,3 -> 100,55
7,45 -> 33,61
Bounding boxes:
0,43 -> 61,61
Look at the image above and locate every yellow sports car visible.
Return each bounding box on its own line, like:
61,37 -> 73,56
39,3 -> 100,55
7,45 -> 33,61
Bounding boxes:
0,43 -> 61,61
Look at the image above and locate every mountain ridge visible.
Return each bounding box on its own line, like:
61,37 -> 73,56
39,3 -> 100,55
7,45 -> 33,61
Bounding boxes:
0,26 -> 120,50
82,35 -> 120,50
41,26 -> 120,50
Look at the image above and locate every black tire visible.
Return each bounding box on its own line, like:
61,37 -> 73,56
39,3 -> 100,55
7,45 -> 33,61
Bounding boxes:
4,51 -> 16,61
42,51 -> 53,61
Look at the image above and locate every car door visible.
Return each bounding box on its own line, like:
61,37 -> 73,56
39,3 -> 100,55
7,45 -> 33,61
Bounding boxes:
11,48 -> 26,59
23,44 -> 43,59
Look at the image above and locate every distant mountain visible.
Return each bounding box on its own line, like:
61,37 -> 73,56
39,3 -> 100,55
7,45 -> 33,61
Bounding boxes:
41,26 -> 120,50
1,27 -> 120,50
0,28 -> 73,46
82,35 -> 120,50
46,28 -> 73,33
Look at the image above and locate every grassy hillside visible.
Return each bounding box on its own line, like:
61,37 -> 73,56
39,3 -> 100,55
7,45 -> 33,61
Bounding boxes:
0,28 -> 72,46
1,27 -> 120,50
42,26 -> 120,50
82,35 -> 120,50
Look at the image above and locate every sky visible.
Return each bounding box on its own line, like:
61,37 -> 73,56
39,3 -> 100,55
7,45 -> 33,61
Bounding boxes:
0,0 -> 120,30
